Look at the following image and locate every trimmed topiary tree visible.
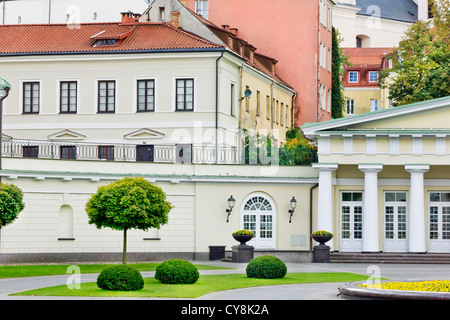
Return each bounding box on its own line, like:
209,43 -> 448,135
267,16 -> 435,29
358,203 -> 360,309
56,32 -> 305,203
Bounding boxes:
155,259 -> 199,284
86,177 -> 173,264
0,183 -> 25,251
246,255 -> 287,279
97,265 -> 144,291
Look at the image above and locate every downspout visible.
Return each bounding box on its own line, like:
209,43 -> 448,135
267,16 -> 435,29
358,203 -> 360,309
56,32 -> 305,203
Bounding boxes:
48,0 -> 52,24
2,0 -> 6,24
215,50 -> 224,164
309,183 -> 319,251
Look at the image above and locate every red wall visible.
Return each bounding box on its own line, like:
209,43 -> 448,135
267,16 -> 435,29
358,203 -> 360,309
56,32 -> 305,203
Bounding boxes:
184,0 -> 333,126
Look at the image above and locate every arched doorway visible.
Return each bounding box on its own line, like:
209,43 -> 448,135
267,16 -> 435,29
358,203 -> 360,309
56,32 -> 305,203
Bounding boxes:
240,193 -> 276,249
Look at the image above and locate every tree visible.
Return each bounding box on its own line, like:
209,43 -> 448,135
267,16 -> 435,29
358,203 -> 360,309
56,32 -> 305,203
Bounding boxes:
331,27 -> 350,119
380,0 -> 450,106
86,177 -> 173,264
0,183 -> 25,250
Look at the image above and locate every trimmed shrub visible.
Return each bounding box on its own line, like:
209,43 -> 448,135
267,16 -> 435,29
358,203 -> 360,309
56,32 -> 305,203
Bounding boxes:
97,265 -> 144,291
246,255 -> 287,279
155,259 -> 199,284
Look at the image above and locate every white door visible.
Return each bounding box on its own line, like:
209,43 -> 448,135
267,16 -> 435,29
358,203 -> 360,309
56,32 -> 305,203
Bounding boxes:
429,192 -> 450,253
241,194 -> 275,249
384,192 -> 408,252
340,192 -> 363,252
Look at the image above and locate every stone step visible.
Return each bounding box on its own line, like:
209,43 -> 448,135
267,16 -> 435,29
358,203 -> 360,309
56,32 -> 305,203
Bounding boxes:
330,252 -> 450,264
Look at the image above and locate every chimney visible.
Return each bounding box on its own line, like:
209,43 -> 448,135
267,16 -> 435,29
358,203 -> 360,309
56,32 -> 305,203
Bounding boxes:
229,27 -> 238,36
121,12 -> 141,25
171,11 -> 180,28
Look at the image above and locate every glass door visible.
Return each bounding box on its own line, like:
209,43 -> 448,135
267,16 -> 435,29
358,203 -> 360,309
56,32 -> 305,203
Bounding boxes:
340,192 -> 363,252
384,192 -> 408,252
429,192 -> 450,253
241,195 -> 275,249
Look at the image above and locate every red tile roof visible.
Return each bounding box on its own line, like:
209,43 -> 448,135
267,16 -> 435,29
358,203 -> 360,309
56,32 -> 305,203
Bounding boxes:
343,47 -> 393,67
0,22 -> 225,55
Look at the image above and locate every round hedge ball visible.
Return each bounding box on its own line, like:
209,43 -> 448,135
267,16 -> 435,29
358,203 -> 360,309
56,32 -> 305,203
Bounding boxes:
155,259 -> 199,284
246,255 -> 287,279
97,265 -> 144,291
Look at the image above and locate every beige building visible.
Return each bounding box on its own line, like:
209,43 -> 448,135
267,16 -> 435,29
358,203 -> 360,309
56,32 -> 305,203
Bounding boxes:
302,96 -> 450,253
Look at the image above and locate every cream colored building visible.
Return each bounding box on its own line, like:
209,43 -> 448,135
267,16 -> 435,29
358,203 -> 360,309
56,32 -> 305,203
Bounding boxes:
0,157 -> 318,263
302,96 -> 450,253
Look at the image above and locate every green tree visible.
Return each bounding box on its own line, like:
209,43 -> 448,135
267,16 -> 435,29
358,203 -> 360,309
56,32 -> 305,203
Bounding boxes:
380,0 -> 450,106
86,177 -> 173,264
331,27 -> 350,119
0,183 -> 25,250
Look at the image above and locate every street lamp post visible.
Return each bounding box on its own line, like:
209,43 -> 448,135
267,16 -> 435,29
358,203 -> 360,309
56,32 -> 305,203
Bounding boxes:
0,78 -> 12,183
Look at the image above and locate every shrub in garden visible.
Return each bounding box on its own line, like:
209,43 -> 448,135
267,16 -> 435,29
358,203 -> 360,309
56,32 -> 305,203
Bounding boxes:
246,255 -> 287,279
97,265 -> 144,291
155,259 -> 199,284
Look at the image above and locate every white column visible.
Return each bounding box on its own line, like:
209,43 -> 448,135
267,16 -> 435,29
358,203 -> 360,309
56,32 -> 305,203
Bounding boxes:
313,163 -> 338,235
359,164 -> 383,252
405,164 -> 429,253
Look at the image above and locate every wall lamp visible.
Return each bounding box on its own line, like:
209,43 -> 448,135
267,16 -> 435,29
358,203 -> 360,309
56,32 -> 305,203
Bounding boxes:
226,195 -> 236,223
239,88 -> 252,101
289,196 -> 297,223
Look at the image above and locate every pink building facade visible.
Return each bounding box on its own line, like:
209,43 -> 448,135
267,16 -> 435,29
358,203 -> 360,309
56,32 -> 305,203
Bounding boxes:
183,0 -> 334,126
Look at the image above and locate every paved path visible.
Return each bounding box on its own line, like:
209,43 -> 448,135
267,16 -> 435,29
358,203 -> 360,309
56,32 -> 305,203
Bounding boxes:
2,262 -> 450,300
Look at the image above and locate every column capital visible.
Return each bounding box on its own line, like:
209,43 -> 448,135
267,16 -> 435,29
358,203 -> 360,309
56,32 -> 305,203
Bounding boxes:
358,164 -> 383,173
313,163 -> 338,171
405,164 -> 429,173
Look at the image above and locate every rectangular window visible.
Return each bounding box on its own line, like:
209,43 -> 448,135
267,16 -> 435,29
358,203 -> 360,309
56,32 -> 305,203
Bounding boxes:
176,78 -> 194,111
230,83 -> 235,116
60,146 -> 76,160
280,103 -> 284,125
368,71 -> 379,82
136,145 -> 154,162
98,146 -> 114,161
195,0 -> 208,19
137,80 -> 155,112
245,86 -> 250,112
348,71 -> 358,83
266,96 -> 270,120
23,146 -> 38,158
370,99 -> 379,112
346,99 -> 355,115
23,82 -> 40,114
60,81 -> 77,113
256,91 -> 261,116
98,81 -> 115,113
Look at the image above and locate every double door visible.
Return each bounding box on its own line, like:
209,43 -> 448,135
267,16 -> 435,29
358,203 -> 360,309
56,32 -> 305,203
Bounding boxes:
429,192 -> 450,253
384,192 -> 408,252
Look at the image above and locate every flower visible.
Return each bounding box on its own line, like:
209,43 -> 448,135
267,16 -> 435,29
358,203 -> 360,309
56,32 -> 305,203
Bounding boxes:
311,230 -> 333,237
233,229 -> 254,236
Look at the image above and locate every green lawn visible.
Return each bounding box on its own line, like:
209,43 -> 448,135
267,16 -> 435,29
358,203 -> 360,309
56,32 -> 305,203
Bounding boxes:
0,263 -> 231,279
12,272 -> 370,298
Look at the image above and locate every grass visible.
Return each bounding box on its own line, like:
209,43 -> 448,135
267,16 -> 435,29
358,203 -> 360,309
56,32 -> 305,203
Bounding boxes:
0,263 -> 231,279
12,272 -> 370,298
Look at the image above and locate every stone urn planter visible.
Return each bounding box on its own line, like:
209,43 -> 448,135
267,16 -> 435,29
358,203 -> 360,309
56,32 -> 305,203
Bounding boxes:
312,235 -> 333,246
231,230 -> 254,263
311,231 -> 333,263
232,233 -> 254,245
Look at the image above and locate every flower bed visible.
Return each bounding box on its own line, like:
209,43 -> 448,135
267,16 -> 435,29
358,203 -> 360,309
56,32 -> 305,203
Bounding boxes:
359,280 -> 450,292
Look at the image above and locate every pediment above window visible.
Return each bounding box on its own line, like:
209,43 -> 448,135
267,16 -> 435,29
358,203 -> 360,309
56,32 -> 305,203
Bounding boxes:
124,128 -> 165,140
1,133 -> 12,141
48,129 -> 86,141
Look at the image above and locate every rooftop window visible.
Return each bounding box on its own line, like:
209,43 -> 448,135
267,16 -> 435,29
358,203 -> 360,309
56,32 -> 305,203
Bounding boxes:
94,39 -> 117,46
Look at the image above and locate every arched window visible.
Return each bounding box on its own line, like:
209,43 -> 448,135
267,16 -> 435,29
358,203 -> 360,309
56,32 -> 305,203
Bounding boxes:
241,194 -> 276,249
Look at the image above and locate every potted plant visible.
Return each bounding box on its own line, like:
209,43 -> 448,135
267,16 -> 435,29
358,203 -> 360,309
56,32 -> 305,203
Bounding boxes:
311,230 -> 333,246
232,229 -> 254,245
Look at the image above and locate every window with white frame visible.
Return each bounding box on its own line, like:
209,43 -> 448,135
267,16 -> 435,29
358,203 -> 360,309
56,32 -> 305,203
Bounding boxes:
348,71 -> 358,83
368,71 -> 379,83
370,99 -> 379,112
346,99 -> 355,115
195,0 -> 208,19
